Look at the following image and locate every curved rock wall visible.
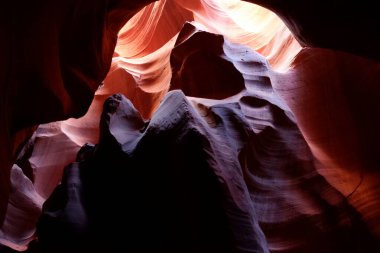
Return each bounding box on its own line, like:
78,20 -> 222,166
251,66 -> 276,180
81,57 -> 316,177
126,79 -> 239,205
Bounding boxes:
1,0 -> 379,252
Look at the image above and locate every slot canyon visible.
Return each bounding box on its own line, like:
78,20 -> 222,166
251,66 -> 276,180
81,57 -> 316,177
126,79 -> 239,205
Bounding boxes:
1,0 -> 380,252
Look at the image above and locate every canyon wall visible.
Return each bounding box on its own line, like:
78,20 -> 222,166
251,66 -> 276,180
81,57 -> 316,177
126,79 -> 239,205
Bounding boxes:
1,0 -> 379,252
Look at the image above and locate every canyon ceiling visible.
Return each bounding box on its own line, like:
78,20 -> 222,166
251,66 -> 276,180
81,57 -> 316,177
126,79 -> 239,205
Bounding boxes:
0,0 -> 380,252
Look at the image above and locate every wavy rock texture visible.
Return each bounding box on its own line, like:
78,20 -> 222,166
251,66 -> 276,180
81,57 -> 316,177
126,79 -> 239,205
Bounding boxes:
0,165 -> 43,251
3,0 -> 299,221
0,0 -> 156,225
273,49 -> 380,241
1,0 -> 380,252
37,92 -> 269,253
31,24 -> 380,253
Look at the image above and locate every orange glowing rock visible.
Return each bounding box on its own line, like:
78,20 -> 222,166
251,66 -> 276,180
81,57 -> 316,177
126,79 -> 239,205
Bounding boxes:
1,0 -> 380,252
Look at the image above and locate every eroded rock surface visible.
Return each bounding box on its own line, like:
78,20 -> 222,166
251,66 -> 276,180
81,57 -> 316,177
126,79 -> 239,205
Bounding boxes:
35,27 -> 380,252
1,0 -> 380,252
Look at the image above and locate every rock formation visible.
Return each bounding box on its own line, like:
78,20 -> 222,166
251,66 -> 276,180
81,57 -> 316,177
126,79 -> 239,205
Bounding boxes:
0,0 -> 156,225
0,0 -> 379,252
